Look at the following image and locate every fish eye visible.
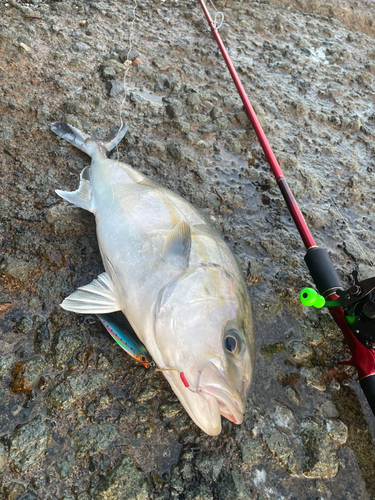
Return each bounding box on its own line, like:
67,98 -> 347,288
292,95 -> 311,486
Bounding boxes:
223,327 -> 245,358
225,335 -> 237,354
140,356 -> 146,363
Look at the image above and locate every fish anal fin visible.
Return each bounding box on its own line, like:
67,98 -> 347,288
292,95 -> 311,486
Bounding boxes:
61,272 -> 120,314
162,221 -> 191,270
55,166 -> 93,212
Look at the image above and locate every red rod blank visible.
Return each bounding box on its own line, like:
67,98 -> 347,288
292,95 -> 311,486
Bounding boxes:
198,0 -> 316,250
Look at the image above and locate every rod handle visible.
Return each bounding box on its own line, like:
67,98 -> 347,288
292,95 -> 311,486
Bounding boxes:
360,375 -> 375,416
304,247 -> 342,298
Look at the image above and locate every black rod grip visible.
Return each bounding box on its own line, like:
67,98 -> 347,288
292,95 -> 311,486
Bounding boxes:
304,247 -> 342,297
360,375 -> 375,416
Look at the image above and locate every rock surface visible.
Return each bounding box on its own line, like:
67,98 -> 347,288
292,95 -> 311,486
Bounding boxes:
0,0 -> 374,498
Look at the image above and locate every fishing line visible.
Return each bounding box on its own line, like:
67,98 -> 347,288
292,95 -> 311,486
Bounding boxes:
107,0 -> 139,229
112,0 -> 139,162
206,0 -> 224,30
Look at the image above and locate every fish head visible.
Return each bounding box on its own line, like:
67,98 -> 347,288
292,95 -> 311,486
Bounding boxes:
154,266 -> 254,435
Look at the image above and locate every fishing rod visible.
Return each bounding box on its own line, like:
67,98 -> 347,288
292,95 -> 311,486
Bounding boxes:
198,0 -> 375,414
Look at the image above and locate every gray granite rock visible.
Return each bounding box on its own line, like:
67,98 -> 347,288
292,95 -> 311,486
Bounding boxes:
194,452 -> 224,481
52,328 -> 83,370
90,454 -> 149,500
9,416 -> 50,472
72,424 -> 125,459
66,371 -> 111,399
47,382 -> 74,410
217,471 -> 253,500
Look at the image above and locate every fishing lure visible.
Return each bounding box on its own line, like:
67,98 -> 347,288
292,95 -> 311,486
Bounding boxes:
97,312 -> 153,368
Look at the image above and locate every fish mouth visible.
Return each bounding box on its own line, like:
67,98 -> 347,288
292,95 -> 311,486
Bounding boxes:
198,359 -> 245,425
199,385 -> 244,425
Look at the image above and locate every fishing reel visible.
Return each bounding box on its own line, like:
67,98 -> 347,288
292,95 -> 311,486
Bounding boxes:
301,271 -> 375,348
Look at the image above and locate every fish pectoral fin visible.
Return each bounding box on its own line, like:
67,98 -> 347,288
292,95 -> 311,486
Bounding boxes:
56,166 -> 93,212
162,221 -> 191,270
60,272 -> 120,313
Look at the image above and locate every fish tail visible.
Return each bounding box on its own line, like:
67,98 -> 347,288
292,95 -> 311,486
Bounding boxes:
50,121 -> 128,157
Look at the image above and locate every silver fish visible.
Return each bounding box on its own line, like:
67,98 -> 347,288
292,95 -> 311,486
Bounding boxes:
51,121 -> 255,436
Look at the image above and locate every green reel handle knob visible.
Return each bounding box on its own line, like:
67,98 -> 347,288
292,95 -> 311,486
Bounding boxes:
300,288 -> 325,308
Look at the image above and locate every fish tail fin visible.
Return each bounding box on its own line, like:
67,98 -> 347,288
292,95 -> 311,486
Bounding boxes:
51,121 -> 128,157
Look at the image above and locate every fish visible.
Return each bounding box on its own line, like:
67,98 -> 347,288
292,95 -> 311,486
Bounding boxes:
51,121 -> 255,436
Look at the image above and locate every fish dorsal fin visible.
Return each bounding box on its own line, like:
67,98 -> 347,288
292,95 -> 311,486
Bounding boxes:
55,166 -> 93,212
60,273 -> 120,314
162,221 -> 191,270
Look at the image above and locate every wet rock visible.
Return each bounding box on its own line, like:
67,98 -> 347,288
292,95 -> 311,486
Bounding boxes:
137,378 -> 159,402
66,371 -> 112,399
63,100 -> 90,115
170,464 -> 184,494
52,328 -> 83,370
166,142 -> 192,162
287,341 -> 314,360
185,484 -> 213,500
260,237 -> 286,258
55,460 -> 73,479
158,401 -> 181,419
10,355 -> 46,393
34,321 -> 51,354
297,421 -> 339,478
326,419 -> 348,445
71,423 -> 125,458
72,42 -> 91,51
285,386 -> 300,406
3,483 -> 26,500
270,405 -> 298,433
14,316 -> 33,334
0,123 -> 14,141
240,439 -> 263,466
45,203 -> 88,235
217,471 -> 253,500
0,256 -> 38,282
136,402 -> 152,422
9,415 -> 50,472
298,318 -> 324,345
35,274 -> 66,301
18,492 -> 40,500
194,452 -> 224,481
320,400 -> 339,419
300,367 -> 326,391
47,382 -> 74,410
77,494 -> 91,500
149,470 -> 164,490
262,427 -> 299,475
0,440 -> 7,475
0,353 -> 14,378
166,103 -> 184,118
260,342 -> 285,359
186,93 -> 200,107
90,454 -> 149,500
